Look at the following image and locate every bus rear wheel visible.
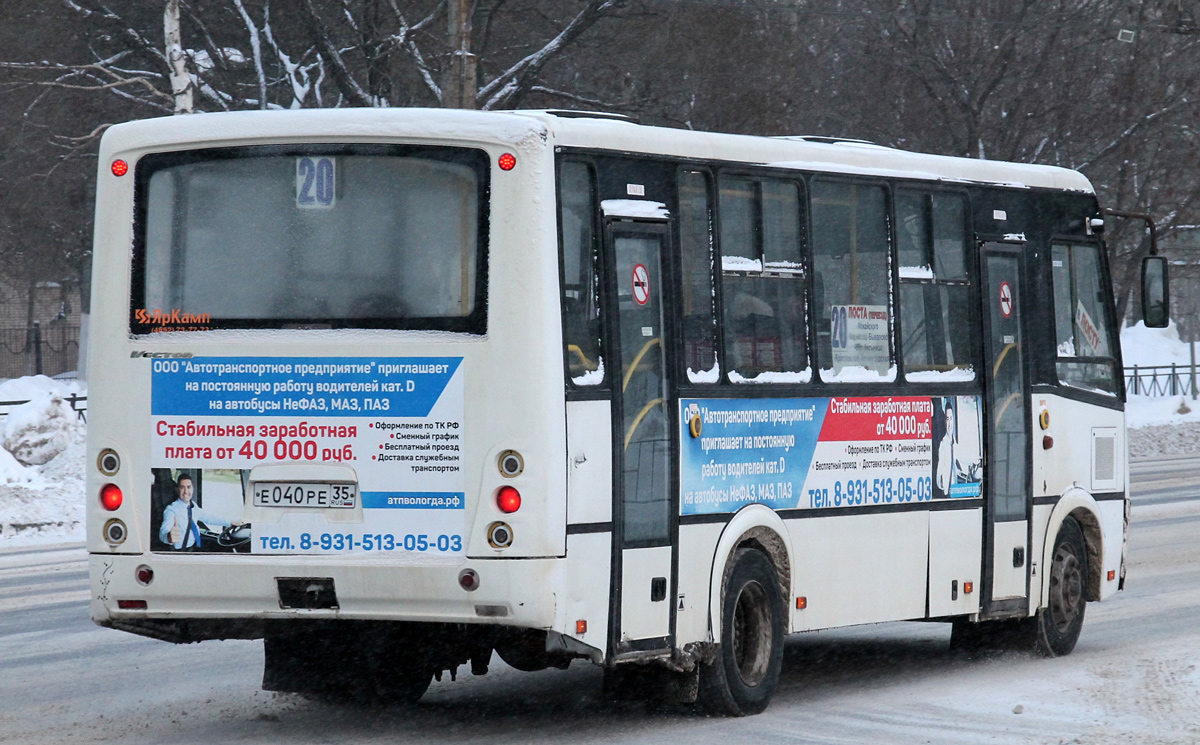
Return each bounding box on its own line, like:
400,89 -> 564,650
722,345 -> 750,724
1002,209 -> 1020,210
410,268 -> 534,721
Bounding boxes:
1035,517 -> 1088,657
699,548 -> 785,716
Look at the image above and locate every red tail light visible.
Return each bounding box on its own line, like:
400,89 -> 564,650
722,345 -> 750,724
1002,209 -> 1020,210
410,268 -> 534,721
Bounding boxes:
497,486 -> 521,513
100,484 -> 123,511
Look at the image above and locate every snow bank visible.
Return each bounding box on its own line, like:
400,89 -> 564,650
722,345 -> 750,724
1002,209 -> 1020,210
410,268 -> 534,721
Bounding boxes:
4,394 -> 84,465
1120,320 -> 1192,368
0,377 -> 87,546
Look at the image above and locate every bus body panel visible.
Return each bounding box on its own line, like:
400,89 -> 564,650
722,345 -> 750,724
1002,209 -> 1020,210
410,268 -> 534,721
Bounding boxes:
565,400 -> 613,525
1097,499 -> 1126,601
927,508 -> 983,617
1032,394 -> 1125,501
676,522 -> 724,644
620,545 -> 673,641
553,532 -> 612,653
787,512 -> 928,632
90,553 -> 559,627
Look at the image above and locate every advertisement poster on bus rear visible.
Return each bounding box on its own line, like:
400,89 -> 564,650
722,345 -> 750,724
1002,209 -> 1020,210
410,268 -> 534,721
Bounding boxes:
147,356 -> 465,557
679,396 -> 983,516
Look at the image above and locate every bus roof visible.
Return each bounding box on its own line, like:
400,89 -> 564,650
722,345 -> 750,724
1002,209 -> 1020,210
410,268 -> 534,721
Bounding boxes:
102,108 -> 1093,194
517,110 -> 1094,193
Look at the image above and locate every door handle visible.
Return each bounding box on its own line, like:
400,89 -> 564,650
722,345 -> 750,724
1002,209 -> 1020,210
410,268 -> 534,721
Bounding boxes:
1013,547 -> 1025,568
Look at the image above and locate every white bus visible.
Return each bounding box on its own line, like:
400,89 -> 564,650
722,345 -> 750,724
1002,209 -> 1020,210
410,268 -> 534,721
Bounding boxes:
87,109 -> 1164,715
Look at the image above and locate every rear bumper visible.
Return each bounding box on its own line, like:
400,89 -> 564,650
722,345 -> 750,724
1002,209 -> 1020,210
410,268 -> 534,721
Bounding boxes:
90,552 -> 559,631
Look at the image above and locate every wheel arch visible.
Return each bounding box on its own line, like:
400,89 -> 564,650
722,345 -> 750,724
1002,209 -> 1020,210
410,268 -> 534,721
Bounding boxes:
707,505 -> 793,641
1041,488 -> 1104,604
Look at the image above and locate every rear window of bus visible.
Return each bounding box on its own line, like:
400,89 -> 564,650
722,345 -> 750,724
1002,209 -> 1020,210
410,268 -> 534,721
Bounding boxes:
131,145 -> 489,334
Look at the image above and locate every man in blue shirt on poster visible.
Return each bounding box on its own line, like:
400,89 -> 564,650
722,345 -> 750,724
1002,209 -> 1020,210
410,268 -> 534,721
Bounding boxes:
158,474 -> 239,550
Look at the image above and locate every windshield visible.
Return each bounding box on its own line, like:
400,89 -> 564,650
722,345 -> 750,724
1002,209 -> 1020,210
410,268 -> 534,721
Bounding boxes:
132,145 -> 488,333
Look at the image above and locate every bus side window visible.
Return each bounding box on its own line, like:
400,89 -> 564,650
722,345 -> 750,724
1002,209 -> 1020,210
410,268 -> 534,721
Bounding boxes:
718,176 -> 808,383
811,181 -> 893,381
1051,243 -> 1118,394
678,170 -> 718,383
558,161 -> 605,386
897,192 -> 974,381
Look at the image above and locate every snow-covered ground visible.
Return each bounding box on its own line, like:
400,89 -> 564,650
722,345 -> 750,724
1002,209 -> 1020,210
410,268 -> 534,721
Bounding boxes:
1120,322 -> 1200,456
0,375 -> 87,546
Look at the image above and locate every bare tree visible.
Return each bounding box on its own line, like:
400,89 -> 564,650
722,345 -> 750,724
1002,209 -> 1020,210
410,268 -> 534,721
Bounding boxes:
0,0 -> 628,135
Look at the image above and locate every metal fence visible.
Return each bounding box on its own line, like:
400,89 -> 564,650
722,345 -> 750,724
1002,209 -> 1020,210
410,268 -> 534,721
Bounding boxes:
0,394 -> 87,421
1125,365 -> 1200,398
0,323 -> 80,380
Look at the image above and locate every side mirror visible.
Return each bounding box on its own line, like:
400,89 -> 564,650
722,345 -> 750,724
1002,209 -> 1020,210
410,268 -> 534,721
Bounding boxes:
1141,255 -> 1169,328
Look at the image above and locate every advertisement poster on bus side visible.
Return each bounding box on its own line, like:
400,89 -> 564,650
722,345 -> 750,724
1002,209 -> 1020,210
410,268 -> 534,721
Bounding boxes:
679,396 -> 983,516
148,356 -> 465,557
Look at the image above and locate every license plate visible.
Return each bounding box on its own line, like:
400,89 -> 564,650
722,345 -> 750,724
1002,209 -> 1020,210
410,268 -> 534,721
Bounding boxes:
253,482 -> 357,509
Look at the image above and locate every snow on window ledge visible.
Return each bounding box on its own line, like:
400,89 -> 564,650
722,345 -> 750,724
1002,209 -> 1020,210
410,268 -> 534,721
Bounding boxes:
722,256 -> 763,272
571,357 -> 605,386
905,367 -> 976,383
898,265 -> 935,279
819,365 -> 898,383
728,368 -> 813,384
687,358 -> 721,384
600,199 -> 670,220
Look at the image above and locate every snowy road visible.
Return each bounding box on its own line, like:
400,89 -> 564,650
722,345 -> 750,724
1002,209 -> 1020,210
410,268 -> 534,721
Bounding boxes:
3,455 -> 1200,744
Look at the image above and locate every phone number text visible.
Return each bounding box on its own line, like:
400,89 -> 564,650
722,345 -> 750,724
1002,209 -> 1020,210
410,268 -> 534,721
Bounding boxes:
258,532 -> 463,552
808,476 -> 933,508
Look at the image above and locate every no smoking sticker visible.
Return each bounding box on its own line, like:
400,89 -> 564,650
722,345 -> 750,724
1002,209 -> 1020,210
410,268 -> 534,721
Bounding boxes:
999,281 -> 1013,318
632,264 -> 650,305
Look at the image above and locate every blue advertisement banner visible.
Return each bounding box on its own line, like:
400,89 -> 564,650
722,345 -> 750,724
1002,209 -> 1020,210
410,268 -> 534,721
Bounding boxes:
150,356 -> 461,418
680,395 -> 984,516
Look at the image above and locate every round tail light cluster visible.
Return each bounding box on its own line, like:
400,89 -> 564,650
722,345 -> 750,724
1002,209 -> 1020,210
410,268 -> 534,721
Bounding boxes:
498,450 -> 524,478
103,518 -> 127,545
100,484 -> 123,511
487,521 -> 513,549
97,449 -> 121,476
496,485 -> 521,514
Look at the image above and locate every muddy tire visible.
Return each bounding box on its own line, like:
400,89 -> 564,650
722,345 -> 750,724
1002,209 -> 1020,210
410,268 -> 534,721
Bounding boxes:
1035,516 -> 1088,657
699,548 -> 785,716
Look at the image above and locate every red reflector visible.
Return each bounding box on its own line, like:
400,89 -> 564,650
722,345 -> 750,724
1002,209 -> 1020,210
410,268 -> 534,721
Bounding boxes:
498,153 -> 517,171
576,619 -> 588,635
136,566 -> 154,585
100,483 -> 123,511
497,486 -> 521,513
458,568 -> 480,592
964,582 -> 974,594
1108,570 -> 1116,581
111,159 -> 129,177
795,596 -> 807,610
117,600 -> 147,610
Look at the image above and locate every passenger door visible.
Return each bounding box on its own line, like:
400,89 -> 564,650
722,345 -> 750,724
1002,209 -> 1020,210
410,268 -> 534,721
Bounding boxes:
605,220 -> 676,658
979,242 -> 1031,616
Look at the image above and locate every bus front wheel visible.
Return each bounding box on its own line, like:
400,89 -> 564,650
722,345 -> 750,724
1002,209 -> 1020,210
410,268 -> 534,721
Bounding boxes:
699,548 -> 785,716
1035,516 -> 1088,657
